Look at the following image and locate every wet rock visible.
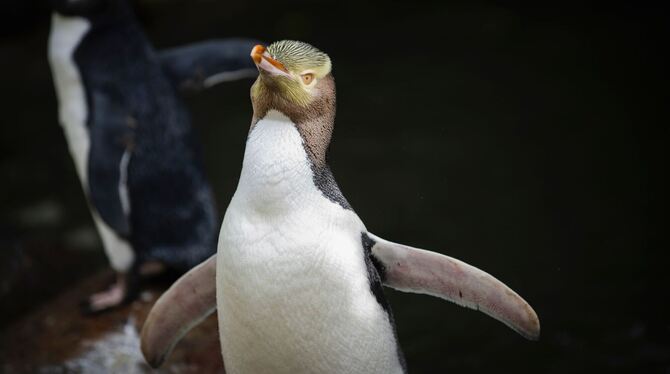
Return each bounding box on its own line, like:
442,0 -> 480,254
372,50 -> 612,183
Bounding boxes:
0,271 -> 224,373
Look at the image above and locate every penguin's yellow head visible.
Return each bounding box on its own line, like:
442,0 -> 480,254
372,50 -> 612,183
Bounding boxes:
250,40 -> 332,109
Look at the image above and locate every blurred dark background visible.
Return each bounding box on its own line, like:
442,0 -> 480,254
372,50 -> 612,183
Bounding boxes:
0,0 -> 666,373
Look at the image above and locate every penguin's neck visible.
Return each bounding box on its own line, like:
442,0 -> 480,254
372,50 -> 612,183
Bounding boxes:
250,75 -> 336,169
237,110 -> 321,214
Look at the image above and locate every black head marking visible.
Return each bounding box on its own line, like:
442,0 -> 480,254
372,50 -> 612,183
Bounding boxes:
50,0 -> 134,24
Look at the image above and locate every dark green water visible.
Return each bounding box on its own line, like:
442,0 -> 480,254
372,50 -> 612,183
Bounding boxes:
0,1 -> 666,372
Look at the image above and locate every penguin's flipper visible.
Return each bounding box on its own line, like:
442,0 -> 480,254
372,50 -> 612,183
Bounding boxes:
88,91 -> 134,237
158,38 -> 260,93
366,233 -> 540,341
141,254 -> 217,368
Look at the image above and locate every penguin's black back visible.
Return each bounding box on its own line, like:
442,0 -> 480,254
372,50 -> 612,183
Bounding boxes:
73,2 -> 217,270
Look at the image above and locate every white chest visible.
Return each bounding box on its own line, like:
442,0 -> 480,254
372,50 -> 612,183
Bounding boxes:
215,111 -> 403,374
48,13 -> 91,183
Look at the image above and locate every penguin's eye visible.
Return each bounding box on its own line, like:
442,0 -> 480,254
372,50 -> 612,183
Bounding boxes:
301,73 -> 315,85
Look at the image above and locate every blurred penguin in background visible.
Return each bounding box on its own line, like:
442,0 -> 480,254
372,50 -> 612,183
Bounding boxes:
47,0 -> 260,313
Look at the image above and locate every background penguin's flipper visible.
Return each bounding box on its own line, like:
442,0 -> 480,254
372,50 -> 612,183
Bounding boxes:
141,254 -> 217,368
88,91 -> 134,237
158,38 -> 261,93
366,233 -> 541,341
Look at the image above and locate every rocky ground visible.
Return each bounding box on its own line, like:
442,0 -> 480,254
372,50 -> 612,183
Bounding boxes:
0,270 -> 223,374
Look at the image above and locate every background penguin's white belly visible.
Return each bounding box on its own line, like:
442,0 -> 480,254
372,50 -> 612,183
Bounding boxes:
48,13 -> 90,182
48,14 -> 134,271
216,111 -> 402,374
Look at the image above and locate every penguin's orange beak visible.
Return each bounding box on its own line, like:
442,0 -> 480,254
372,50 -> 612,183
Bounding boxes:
251,44 -> 290,77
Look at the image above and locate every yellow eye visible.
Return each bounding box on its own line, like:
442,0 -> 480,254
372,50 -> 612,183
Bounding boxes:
301,73 -> 315,85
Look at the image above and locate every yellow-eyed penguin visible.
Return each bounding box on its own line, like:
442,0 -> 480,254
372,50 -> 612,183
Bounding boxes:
141,40 -> 540,373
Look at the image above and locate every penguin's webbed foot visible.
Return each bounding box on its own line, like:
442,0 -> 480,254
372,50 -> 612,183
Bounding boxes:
80,262 -> 176,315
80,273 -> 135,315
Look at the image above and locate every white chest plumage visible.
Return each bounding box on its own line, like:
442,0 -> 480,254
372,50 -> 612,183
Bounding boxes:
48,13 -> 134,271
48,13 -> 90,182
216,110 -> 403,374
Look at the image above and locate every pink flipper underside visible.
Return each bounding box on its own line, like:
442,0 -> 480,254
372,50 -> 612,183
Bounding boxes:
367,233 -> 540,340
140,254 -> 217,368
